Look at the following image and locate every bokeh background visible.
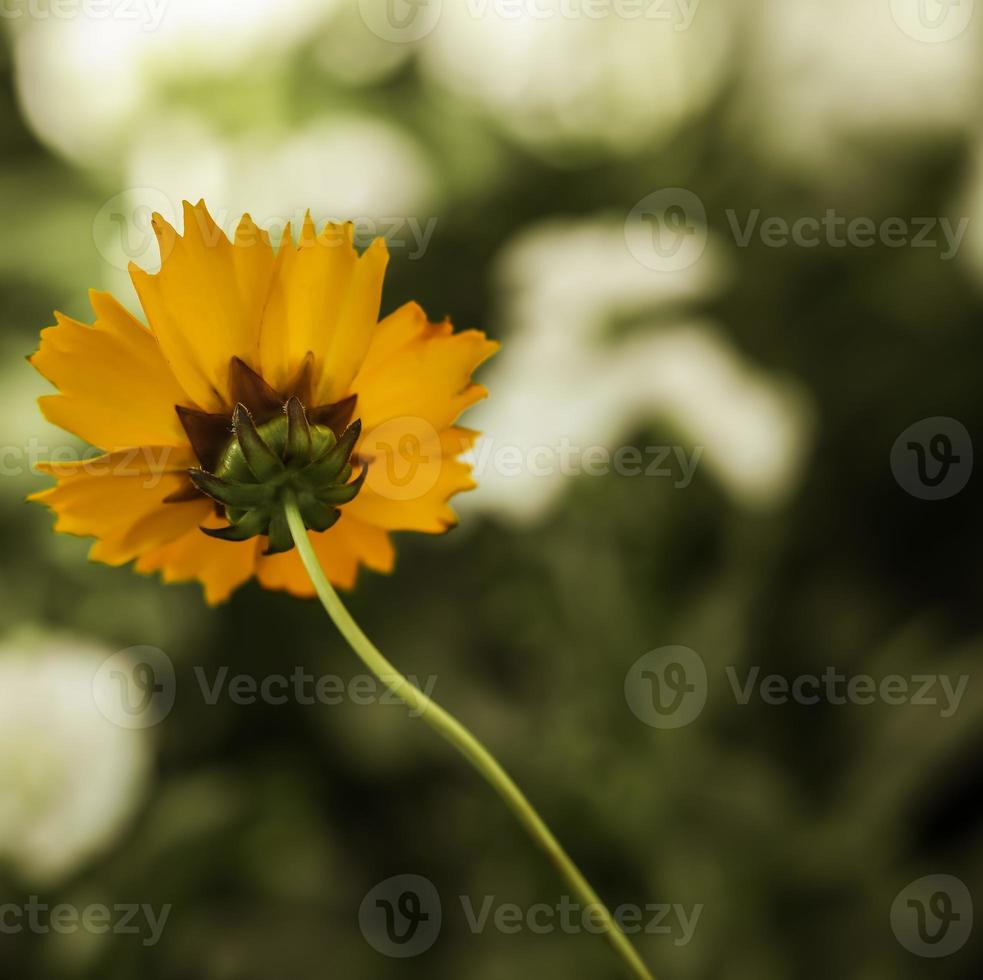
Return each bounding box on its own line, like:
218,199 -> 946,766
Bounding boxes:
2,0 -> 983,977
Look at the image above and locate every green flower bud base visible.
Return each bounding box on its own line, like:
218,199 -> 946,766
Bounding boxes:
189,398 -> 366,554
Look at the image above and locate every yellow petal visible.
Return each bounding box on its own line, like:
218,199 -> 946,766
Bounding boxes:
130,202 -> 275,412
316,236 -> 389,405
134,511 -> 259,605
255,513 -> 395,597
346,427 -> 478,532
30,447 -> 207,566
258,219 -> 388,400
353,326 -> 499,432
356,301 -> 444,377
30,291 -> 191,450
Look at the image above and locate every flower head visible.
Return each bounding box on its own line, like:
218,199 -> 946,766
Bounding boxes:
30,201 -> 497,602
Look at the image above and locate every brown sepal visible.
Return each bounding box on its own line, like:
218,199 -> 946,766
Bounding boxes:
229,356 -> 284,423
309,394 -> 358,438
175,405 -> 233,471
283,352 -> 316,406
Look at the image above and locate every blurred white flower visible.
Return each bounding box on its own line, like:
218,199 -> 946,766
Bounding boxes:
463,217 -> 812,520
96,113 -> 436,302
314,3 -> 414,85
0,637 -> 153,885
420,0 -> 732,157
957,136 -> 983,285
12,0 -> 336,167
126,113 -> 435,231
744,0 -> 981,182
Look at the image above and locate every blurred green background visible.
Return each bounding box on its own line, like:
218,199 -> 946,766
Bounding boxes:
2,1 -> 983,977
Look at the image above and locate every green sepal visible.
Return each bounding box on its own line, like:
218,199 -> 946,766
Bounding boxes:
300,500 -> 341,533
201,508 -> 271,542
330,419 -> 361,463
302,444 -> 354,487
309,426 -> 338,461
285,397 -> 313,464
189,469 -> 274,508
315,466 -> 368,505
264,506 -> 293,555
233,403 -> 283,481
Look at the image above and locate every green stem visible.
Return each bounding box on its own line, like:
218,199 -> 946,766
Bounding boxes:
284,497 -> 657,980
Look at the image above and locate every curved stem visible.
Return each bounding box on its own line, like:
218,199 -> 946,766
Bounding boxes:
284,497 -> 657,980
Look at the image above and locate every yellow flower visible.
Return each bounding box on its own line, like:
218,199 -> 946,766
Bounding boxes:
29,201 -> 498,603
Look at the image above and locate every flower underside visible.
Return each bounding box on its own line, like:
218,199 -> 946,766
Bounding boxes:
174,356 -> 365,554
28,201 -> 500,602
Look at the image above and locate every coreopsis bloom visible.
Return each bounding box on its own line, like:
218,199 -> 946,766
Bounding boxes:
30,201 -> 497,603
